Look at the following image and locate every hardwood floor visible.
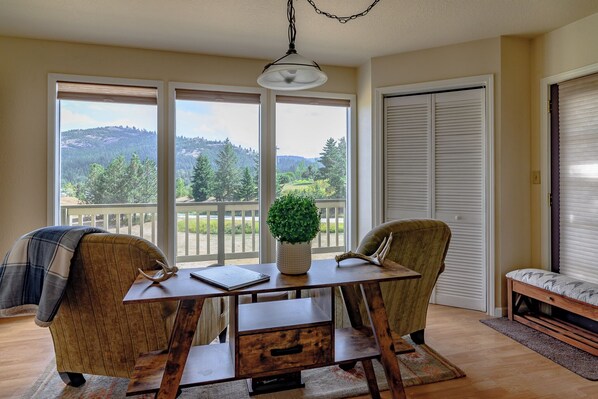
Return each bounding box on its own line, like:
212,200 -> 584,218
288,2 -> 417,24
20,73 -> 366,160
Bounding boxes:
1,304 -> 596,399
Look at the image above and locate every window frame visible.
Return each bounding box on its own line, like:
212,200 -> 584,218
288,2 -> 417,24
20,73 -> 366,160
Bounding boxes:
48,74 -> 356,265
168,82 -> 267,264
540,63 -> 598,269
272,90 -> 358,257
47,74 -> 167,250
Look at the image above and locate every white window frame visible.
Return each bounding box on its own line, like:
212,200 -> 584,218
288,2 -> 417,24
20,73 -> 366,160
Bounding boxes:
47,74 -> 167,250
271,90 -> 358,254
49,75 -> 357,265
168,82 -> 267,264
539,62 -> 598,270
372,74 -> 495,315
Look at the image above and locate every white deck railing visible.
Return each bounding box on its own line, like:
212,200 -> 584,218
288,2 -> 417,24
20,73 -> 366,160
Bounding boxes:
61,199 -> 345,264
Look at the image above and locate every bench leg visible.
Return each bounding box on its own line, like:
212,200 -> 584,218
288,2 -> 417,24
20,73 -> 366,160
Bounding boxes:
507,278 -> 514,320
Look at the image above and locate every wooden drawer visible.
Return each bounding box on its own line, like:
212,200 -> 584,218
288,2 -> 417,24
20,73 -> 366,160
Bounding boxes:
237,325 -> 332,377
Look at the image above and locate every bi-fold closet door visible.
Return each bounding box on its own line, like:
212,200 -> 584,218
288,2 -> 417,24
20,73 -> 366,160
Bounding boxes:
384,88 -> 487,312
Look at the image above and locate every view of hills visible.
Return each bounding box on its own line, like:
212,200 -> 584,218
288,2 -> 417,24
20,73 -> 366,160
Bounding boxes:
60,126 -> 318,185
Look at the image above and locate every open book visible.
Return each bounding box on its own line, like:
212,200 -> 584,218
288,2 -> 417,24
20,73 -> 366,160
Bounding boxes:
190,266 -> 270,291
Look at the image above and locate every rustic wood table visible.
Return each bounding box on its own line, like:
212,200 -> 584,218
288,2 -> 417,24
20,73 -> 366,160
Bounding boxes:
123,258 -> 420,399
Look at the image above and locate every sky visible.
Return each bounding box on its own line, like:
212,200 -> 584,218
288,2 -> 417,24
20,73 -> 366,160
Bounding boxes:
60,99 -> 347,158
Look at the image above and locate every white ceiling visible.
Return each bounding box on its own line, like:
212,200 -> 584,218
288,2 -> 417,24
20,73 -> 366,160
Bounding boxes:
1,0 -> 598,67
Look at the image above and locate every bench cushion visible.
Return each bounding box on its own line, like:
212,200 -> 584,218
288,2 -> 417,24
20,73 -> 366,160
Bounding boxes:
506,268 -> 598,306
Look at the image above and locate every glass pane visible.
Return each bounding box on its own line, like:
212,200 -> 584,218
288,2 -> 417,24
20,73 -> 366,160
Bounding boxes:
275,102 -> 348,259
175,99 -> 260,267
59,100 -> 158,243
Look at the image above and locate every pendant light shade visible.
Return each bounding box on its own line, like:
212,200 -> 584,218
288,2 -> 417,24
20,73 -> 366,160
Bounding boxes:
258,0 -> 328,91
258,51 -> 328,91
257,0 -> 380,91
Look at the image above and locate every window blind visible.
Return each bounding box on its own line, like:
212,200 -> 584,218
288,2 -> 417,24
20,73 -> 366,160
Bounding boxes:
276,95 -> 350,107
57,82 -> 158,105
558,73 -> 598,284
175,89 -> 260,104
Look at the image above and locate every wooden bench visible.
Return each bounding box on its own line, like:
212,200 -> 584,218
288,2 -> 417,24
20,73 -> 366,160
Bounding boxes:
506,268 -> 598,356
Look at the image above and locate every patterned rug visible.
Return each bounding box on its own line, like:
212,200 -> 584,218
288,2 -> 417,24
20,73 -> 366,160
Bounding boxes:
23,338 -> 465,399
481,317 -> 598,380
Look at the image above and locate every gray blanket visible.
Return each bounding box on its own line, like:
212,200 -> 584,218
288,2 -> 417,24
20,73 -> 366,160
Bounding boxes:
0,226 -> 105,326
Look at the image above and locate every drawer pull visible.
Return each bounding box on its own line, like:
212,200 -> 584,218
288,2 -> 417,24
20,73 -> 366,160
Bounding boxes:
271,344 -> 303,357
548,296 -> 554,301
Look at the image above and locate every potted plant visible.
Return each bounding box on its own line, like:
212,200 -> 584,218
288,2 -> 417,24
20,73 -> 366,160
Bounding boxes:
267,192 -> 320,274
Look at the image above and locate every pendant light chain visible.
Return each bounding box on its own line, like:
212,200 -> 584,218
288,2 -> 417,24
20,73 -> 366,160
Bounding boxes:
305,0 -> 381,24
287,0 -> 297,52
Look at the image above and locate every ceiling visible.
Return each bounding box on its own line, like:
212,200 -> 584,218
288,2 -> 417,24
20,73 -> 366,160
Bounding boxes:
1,0 -> 598,67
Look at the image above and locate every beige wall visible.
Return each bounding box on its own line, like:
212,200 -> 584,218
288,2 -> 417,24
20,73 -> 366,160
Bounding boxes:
0,36 -> 356,257
356,60 -> 372,240
363,37 -> 533,312
530,12 -> 598,267
498,36 -> 531,304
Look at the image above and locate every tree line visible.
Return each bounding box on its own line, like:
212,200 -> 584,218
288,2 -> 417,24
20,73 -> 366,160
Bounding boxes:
66,136 -> 346,205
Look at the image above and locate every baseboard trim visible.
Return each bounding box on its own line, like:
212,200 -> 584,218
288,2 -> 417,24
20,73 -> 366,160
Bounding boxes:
493,307 -> 506,317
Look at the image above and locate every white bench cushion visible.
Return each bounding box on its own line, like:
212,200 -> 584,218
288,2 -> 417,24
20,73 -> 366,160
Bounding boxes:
506,268 -> 598,306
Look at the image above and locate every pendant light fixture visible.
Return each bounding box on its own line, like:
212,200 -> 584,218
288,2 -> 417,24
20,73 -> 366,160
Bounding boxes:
257,0 -> 327,91
258,0 -> 382,91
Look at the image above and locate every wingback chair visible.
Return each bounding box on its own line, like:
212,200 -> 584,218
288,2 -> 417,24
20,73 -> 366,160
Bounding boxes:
336,219 -> 451,345
48,233 -> 228,386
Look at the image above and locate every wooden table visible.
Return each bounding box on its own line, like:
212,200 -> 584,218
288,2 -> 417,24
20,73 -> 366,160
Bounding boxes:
123,258 -> 420,399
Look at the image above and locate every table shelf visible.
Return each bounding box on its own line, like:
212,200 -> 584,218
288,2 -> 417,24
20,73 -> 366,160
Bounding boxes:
238,297 -> 331,335
126,343 -> 235,396
334,327 -> 414,364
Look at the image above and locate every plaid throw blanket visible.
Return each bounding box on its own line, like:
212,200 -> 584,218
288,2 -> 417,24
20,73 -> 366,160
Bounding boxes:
0,226 -> 105,327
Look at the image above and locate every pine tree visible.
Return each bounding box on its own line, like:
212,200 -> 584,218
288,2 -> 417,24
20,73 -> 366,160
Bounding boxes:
175,177 -> 189,199
318,137 -> 346,199
213,139 -> 240,201
81,153 -> 157,204
237,167 -> 256,201
191,154 -> 214,202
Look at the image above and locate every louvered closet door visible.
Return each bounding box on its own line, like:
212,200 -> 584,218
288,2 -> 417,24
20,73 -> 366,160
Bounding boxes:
384,88 -> 487,312
384,94 -> 431,221
432,89 -> 486,311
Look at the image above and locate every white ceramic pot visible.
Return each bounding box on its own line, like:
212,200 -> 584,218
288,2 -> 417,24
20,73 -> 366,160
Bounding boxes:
276,241 -> 312,275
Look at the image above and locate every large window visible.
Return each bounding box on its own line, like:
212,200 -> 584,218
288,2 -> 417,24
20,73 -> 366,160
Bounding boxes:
174,89 -> 260,266
50,76 -> 355,266
56,81 -> 160,243
275,96 -> 350,259
550,72 -> 598,284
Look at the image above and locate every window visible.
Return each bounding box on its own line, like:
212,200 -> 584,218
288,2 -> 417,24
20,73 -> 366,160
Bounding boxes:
174,89 -> 261,266
50,76 -> 356,266
55,81 -> 160,243
550,72 -> 598,284
275,96 -> 350,259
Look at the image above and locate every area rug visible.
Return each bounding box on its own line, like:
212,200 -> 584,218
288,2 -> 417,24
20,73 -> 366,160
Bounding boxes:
481,317 -> 597,380
23,338 -> 464,398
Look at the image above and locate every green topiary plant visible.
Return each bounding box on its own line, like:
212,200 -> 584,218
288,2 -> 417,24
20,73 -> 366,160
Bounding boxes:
267,192 -> 320,244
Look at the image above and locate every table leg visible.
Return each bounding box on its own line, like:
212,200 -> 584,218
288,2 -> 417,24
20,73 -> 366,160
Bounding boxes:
156,298 -> 204,399
360,282 -> 406,399
361,358 -> 381,399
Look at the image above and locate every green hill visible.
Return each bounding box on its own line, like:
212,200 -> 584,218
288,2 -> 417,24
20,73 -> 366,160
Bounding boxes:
60,126 -> 316,185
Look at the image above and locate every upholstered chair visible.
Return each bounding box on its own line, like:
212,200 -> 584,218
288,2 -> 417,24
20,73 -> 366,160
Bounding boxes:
49,233 -> 228,386
335,219 -> 451,345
